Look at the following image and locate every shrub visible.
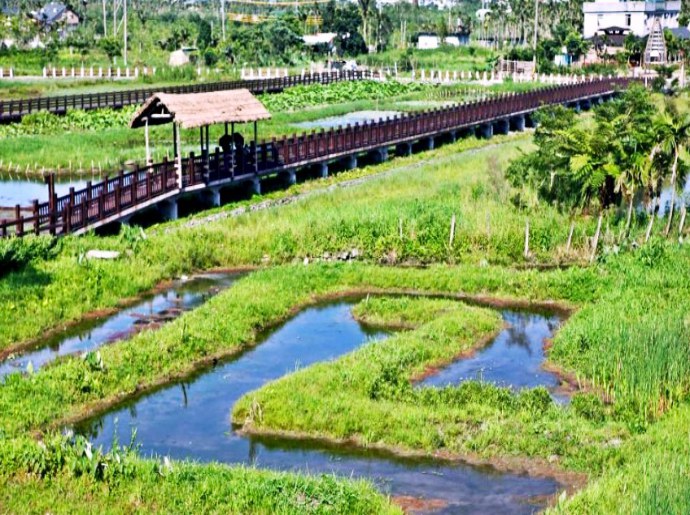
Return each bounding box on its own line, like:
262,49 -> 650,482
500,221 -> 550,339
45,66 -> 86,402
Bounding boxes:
571,392 -> 606,423
0,236 -> 57,276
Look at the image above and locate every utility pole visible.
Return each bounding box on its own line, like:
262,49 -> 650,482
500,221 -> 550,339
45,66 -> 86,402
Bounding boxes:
102,0 -> 107,36
532,0 -> 539,75
221,0 -> 226,41
123,0 -> 128,66
111,0 -> 128,65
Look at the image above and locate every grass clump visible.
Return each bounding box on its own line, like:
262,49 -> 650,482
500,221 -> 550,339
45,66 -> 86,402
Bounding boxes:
351,295 -> 462,329
0,434 -> 397,514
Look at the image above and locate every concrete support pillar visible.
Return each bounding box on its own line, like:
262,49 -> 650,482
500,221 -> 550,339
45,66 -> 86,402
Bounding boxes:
344,155 -> 357,170
249,177 -> 261,196
510,115 -> 526,132
119,214 -> 133,226
572,101 -> 581,113
282,170 -> 296,187
158,199 -> 178,221
423,137 -> 434,150
448,131 -> 457,143
201,187 -> 221,208
318,162 -> 329,178
494,119 -> 509,135
396,142 -> 412,157
371,147 -> 389,164
596,96 -> 604,105
478,123 -> 493,139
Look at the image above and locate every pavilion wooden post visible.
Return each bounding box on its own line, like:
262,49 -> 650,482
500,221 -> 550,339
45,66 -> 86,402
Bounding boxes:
174,122 -> 183,189
144,117 -> 151,165
253,120 -> 258,174
231,122 -> 235,177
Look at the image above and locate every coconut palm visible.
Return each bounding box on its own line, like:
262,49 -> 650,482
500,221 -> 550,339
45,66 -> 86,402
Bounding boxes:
650,101 -> 690,235
614,152 -> 647,235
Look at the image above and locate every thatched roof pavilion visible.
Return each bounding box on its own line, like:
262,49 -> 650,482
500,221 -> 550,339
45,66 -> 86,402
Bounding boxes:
129,89 -> 271,129
130,89 -> 271,183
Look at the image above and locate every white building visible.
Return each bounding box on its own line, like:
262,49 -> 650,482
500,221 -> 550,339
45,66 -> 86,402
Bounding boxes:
583,1 -> 682,38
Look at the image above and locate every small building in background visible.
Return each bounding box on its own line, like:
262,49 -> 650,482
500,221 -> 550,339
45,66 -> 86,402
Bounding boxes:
416,32 -> 470,50
31,2 -> 80,37
583,1 -> 681,39
303,32 -> 337,54
586,25 -> 631,61
169,47 -> 198,67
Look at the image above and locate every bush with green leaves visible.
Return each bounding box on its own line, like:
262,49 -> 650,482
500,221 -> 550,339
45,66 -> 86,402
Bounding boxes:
0,236 -> 57,277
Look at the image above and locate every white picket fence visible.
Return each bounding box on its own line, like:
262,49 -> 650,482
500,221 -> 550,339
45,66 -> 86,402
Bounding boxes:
240,67 -> 291,80
409,68 -> 624,85
40,66 -> 157,79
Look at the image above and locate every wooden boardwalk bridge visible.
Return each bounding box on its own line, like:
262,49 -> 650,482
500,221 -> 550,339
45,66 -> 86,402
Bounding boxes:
0,78 -> 630,238
0,70 -> 378,124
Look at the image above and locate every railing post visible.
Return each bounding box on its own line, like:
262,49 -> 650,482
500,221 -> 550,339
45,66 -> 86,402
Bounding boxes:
14,205 -> 22,236
189,152 -> 196,186
63,202 -> 71,234
32,200 -> 39,235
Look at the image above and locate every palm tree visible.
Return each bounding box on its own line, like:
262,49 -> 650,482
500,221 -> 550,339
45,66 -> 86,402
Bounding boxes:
614,152 -> 647,236
357,0 -> 372,49
650,101 -> 690,235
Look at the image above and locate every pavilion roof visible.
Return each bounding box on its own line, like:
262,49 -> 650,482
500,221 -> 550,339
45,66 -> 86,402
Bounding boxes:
130,89 -> 271,129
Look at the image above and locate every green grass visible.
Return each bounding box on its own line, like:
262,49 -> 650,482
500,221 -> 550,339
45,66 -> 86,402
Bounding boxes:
0,133 -> 538,349
361,46 -> 496,73
351,295 -> 464,329
549,403 -> 690,514
0,435 -> 397,514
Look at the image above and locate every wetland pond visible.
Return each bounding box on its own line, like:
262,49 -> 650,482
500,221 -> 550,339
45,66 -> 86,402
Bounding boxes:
73,299 -> 567,514
293,110 -> 402,130
0,273 -> 240,379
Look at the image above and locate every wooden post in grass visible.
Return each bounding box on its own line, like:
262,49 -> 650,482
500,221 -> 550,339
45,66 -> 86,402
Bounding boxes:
398,218 -> 403,240
566,221 -> 575,252
591,214 -> 603,263
645,212 -> 654,243
679,205 -> 687,237
524,218 -> 530,259
449,214 -> 456,247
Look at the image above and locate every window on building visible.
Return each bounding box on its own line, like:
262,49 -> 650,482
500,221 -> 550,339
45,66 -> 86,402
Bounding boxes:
626,14 -> 631,26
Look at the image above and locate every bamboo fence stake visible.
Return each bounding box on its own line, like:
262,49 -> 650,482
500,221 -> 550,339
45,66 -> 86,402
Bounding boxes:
449,214 -> 456,247
591,214 -> 603,263
679,205 -> 687,237
524,218 -> 530,259
645,212 -> 655,243
566,221 -> 575,252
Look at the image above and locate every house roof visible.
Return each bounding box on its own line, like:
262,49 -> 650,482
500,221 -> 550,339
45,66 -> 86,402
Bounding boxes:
670,27 -> 690,40
33,2 -> 79,25
598,26 -> 630,34
130,89 -> 271,129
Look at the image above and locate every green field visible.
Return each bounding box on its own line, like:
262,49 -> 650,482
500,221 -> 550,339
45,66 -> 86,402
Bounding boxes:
1,81 -> 690,513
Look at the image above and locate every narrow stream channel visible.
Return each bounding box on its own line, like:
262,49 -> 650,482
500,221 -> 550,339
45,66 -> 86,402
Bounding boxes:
75,301 -> 564,514
420,309 -> 568,403
0,273 -> 240,379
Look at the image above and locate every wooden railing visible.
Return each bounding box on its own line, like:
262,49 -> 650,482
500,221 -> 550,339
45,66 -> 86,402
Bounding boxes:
0,78 -> 629,238
0,70 -> 378,124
